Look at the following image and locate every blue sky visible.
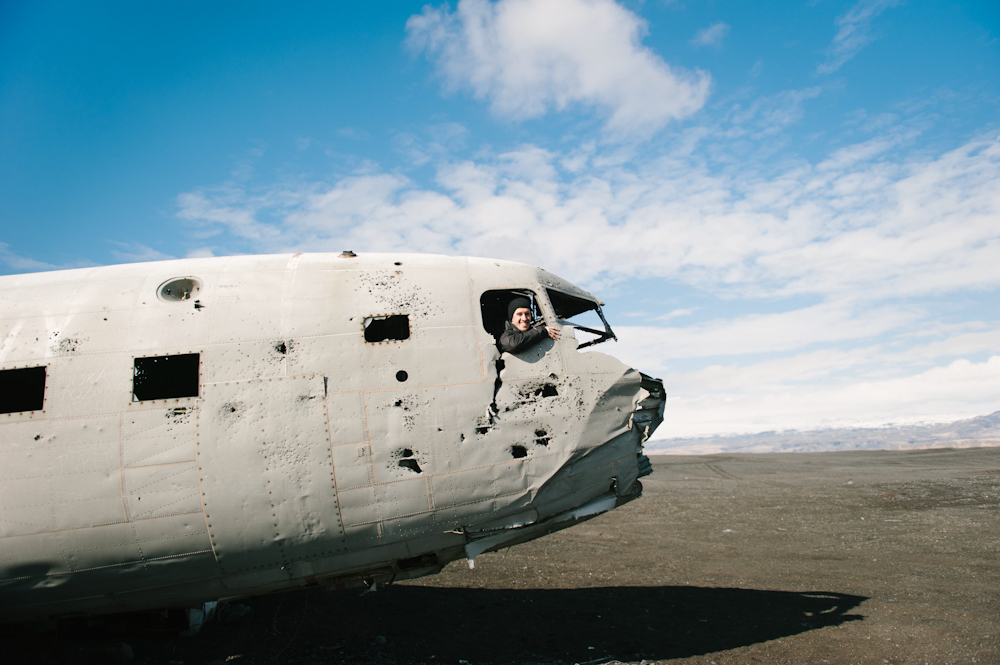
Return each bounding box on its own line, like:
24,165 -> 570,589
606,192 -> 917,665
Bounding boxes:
2,0 -> 999,438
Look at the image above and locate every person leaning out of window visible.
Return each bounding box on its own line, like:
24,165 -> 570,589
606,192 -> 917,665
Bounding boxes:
498,297 -> 560,354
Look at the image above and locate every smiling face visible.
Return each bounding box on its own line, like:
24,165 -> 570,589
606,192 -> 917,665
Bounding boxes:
511,307 -> 532,331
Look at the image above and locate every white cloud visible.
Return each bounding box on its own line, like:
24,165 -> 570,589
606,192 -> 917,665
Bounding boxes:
406,0 -> 711,137
176,131 -> 1000,302
691,22 -> 730,48
654,308 -> 695,322
0,242 -> 59,272
612,301 -> 922,366
337,127 -> 371,141
655,355 -> 1000,438
109,241 -> 174,263
818,0 -> 902,74
721,87 -> 823,139
175,119 -> 1000,440
623,319 -> 1000,438
176,187 -> 282,242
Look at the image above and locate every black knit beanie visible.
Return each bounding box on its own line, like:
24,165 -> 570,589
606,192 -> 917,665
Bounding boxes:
507,297 -> 532,321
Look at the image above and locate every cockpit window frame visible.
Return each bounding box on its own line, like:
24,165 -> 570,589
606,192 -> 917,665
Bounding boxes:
479,288 -> 543,341
545,288 -> 617,349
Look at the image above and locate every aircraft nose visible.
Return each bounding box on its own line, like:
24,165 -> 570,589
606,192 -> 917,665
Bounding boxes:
461,369 -> 665,567
524,368 -> 665,518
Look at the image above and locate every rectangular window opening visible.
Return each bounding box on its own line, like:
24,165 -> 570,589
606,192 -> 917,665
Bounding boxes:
364,315 -> 410,343
479,289 -> 539,340
133,353 -> 200,401
546,289 -> 617,349
0,366 -> 46,414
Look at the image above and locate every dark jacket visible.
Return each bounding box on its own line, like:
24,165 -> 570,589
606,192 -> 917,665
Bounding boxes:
498,320 -> 548,354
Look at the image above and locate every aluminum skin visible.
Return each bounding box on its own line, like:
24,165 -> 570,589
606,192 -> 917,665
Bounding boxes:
0,252 -> 664,621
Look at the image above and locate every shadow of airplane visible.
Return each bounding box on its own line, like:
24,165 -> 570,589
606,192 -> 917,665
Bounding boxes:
6,584 -> 867,664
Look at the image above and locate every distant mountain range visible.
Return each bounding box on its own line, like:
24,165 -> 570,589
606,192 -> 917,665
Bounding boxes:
648,410 -> 1000,455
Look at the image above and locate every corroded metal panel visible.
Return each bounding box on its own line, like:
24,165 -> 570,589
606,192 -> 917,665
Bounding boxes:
197,374 -> 346,574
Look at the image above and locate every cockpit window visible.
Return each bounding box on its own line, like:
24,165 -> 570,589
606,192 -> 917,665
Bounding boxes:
546,289 -> 616,349
480,289 -> 539,340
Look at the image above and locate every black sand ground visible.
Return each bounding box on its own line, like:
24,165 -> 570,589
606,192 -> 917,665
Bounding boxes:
5,448 -> 998,665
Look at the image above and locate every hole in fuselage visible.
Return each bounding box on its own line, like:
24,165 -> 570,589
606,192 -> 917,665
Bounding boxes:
538,384 -> 558,397
398,458 -> 422,473
0,366 -> 46,414
364,315 -> 410,343
511,445 -> 528,459
534,429 -> 549,446
133,354 -> 199,401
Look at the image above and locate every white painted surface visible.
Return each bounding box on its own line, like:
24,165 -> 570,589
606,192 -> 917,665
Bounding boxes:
0,252 -> 663,620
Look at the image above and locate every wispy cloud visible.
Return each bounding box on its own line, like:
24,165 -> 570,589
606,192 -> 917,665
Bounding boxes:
176,186 -> 284,242
406,0 -> 711,138
818,0 -> 902,74
655,354 -> 1000,437
691,22 -> 730,48
174,101 -> 1000,439
0,242 -> 60,272
176,129 -> 1000,302
337,127 -> 371,141
614,301 -> 923,363
108,241 -> 174,263
616,314 -> 1000,438
655,308 -> 695,322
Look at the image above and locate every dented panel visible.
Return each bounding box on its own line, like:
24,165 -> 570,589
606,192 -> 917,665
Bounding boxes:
196,374 -> 347,574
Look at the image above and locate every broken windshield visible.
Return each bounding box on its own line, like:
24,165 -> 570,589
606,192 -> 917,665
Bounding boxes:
545,289 -> 616,349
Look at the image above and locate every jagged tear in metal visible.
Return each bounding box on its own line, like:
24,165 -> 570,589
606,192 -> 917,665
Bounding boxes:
0,252 -> 665,621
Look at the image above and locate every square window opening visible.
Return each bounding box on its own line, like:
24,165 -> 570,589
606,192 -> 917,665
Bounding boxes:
364,315 -> 410,343
0,366 -> 46,414
133,353 -> 200,401
479,289 -> 540,340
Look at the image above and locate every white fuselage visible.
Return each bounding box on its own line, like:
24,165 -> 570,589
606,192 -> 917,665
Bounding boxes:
0,252 -> 663,621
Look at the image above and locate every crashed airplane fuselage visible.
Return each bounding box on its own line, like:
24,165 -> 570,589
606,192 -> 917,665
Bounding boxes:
0,252 -> 664,621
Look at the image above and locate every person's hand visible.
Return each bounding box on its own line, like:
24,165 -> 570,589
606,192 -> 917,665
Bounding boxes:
546,326 -> 561,341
